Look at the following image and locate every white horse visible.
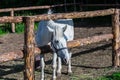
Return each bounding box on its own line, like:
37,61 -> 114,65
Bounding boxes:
35,10 -> 74,80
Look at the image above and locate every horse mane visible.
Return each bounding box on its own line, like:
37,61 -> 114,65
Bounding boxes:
47,8 -> 65,40
54,25 -> 64,40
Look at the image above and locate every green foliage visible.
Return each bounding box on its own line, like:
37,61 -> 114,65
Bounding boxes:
15,23 -> 24,33
0,24 -> 11,35
97,72 -> 120,80
0,22 -> 39,35
15,12 -> 34,16
15,22 -> 39,34
69,72 -> 120,80
107,72 -> 120,80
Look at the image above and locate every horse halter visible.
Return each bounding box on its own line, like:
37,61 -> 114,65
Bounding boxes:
51,41 -> 68,53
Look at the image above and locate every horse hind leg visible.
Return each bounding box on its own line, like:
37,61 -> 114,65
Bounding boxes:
40,54 -> 45,80
67,52 -> 72,75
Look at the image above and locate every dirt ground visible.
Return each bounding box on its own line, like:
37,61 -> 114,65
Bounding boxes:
0,21 -> 120,80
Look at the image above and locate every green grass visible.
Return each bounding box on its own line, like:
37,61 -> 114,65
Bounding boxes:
15,23 -> 24,33
69,72 -> 120,80
0,22 -> 39,35
0,24 -> 11,35
0,12 -> 39,35
97,72 -> 120,80
70,74 -> 94,80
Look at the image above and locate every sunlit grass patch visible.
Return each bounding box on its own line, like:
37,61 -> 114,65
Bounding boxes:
97,72 -> 120,80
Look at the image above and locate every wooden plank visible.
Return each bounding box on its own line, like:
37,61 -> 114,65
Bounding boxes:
112,9 -> 120,67
11,10 -> 15,33
0,34 -> 113,63
23,17 -> 35,80
0,8 -> 115,23
0,5 -> 51,12
0,4 -> 120,13
0,16 -> 22,23
33,8 -> 115,21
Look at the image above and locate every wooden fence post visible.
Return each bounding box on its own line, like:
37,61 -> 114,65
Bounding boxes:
112,9 -> 120,67
23,17 -> 35,80
11,10 -> 15,33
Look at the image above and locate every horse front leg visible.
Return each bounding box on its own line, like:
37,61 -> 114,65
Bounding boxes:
52,53 -> 57,80
68,52 -> 72,75
40,54 -> 45,80
57,56 -> 62,77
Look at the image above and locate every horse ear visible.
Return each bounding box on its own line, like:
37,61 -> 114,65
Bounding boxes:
47,20 -> 55,32
63,25 -> 67,32
47,26 -> 54,32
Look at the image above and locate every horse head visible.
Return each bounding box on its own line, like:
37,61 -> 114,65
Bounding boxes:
47,20 -> 70,64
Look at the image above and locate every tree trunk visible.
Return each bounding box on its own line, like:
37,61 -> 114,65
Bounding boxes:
23,17 -> 35,80
112,9 -> 120,67
11,10 -> 15,33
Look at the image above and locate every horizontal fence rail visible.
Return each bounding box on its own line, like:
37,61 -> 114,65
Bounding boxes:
0,8 -> 115,23
0,4 -> 120,13
0,3 -> 119,32
0,34 -> 113,63
0,5 -> 51,13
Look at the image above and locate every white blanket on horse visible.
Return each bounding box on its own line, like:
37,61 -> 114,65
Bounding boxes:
35,19 -> 74,47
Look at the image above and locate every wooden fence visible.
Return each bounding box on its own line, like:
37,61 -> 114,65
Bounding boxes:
0,5 -> 51,33
0,8 -> 120,80
0,3 -> 120,32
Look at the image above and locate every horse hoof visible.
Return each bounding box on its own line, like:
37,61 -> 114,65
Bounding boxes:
52,77 -> 56,80
41,79 -> 44,80
67,72 -> 72,76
